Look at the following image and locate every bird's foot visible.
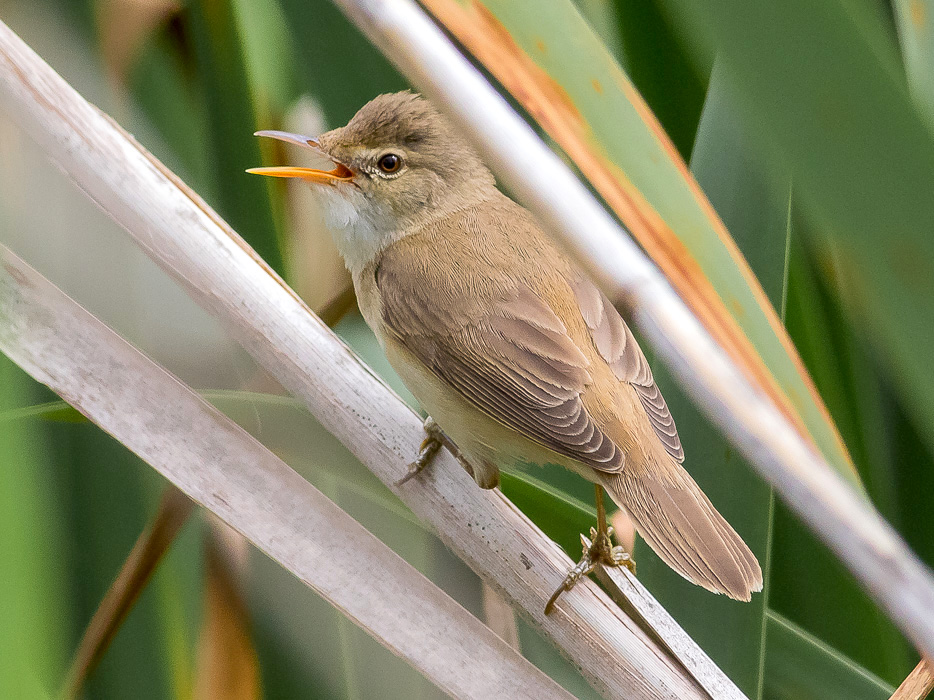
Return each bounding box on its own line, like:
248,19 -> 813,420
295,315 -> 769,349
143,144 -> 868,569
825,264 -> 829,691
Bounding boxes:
396,416 -> 490,487
396,417 -> 445,486
544,526 -> 635,615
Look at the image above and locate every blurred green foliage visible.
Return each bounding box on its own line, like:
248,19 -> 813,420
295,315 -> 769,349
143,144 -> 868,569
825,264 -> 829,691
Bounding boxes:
0,356 -> 68,699
1,0 -> 932,697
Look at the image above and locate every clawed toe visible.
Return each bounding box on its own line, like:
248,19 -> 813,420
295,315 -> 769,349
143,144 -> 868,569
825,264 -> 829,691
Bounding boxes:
608,541 -> 636,574
544,525 -> 636,614
396,418 -> 444,486
396,448 -> 437,485
397,416 -> 491,488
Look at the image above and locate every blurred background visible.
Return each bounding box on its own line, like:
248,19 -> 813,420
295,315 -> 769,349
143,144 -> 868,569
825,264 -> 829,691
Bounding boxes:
0,0 -> 931,698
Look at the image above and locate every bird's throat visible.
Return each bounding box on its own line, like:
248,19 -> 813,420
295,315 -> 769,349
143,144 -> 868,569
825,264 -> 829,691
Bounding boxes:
314,185 -> 401,277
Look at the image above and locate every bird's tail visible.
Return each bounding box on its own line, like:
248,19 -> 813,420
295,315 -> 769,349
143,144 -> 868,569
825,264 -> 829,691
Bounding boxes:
604,466 -> 763,601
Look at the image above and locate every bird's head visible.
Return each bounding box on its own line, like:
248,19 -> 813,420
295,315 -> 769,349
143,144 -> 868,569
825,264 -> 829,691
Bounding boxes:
250,92 -> 495,270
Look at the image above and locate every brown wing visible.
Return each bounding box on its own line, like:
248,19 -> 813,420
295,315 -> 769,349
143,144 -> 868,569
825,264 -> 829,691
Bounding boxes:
570,278 -> 763,598
572,276 -> 684,462
376,260 -> 625,474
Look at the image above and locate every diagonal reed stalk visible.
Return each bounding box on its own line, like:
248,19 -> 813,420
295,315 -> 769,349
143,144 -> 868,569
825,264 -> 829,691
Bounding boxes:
326,0 -> 934,662
0,245 -> 574,700
61,486 -> 194,698
0,18 -> 735,700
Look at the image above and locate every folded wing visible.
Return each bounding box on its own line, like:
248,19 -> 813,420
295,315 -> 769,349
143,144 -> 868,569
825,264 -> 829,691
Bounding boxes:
377,262 -> 625,473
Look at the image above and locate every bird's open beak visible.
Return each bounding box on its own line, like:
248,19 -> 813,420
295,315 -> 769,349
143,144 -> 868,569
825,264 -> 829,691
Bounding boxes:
247,130 -> 354,184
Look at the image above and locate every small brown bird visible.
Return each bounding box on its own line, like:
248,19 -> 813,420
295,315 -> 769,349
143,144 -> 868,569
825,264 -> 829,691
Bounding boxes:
250,92 -> 762,611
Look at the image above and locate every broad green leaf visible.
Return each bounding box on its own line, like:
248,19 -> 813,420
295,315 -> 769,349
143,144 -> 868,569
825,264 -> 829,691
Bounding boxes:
232,0 -> 298,123
0,355 -> 69,699
188,0 -> 286,274
613,0 -> 709,158
783,242 -> 900,519
422,0 -> 861,491
778,224 -> 914,684
763,611 -> 893,700
889,396 -> 934,575
274,0 -> 408,128
632,66 -> 781,696
654,0 -> 934,459
571,0 -> 624,61
130,27 -> 212,193
769,503 -> 913,687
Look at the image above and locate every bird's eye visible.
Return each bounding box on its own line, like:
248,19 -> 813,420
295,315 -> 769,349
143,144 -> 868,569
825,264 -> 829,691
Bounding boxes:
377,153 -> 402,173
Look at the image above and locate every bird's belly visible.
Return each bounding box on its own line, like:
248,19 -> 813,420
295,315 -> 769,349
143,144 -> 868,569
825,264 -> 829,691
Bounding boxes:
382,336 -> 598,486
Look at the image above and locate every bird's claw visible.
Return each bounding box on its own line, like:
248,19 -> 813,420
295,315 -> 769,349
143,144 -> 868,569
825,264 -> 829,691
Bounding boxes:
596,525 -> 636,574
396,417 -> 444,486
544,526 -> 635,615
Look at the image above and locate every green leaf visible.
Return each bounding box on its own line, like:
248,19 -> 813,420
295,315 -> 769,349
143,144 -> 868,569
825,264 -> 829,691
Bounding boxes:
775,227 -> 915,684
613,0 -> 710,158
232,0 -> 298,123
632,66 -> 782,696
768,503 -> 914,687
0,355 -> 69,699
0,399 -> 80,423
893,0 -> 934,128
763,611 -> 893,700
274,0 -> 408,128
654,0 -> 934,459
188,0 -> 286,274
571,0 -> 625,62
130,26 -> 211,193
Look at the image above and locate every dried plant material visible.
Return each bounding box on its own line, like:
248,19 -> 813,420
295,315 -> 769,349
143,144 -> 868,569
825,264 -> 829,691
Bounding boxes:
61,486 -> 194,699
96,0 -> 179,82
891,658 -> 934,700
0,246 -> 575,700
195,529 -> 260,700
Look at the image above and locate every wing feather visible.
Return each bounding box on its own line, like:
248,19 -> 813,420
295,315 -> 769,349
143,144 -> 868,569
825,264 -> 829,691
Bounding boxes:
377,263 -> 624,473
571,277 -> 685,462
371,199 -> 762,601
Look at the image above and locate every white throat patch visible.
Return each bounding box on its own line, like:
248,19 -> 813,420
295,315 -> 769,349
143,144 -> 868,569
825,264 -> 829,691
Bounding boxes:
313,184 -> 396,276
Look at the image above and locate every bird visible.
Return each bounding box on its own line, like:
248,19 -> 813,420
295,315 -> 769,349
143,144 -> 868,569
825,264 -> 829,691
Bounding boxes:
249,91 -> 762,612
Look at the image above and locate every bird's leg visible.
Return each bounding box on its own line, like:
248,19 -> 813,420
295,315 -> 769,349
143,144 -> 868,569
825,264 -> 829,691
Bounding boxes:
396,416 -> 476,485
545,484 -> 636,615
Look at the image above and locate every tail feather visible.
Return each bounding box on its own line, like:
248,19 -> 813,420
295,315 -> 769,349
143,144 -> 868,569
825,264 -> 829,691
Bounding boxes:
605,467 -> 763,601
